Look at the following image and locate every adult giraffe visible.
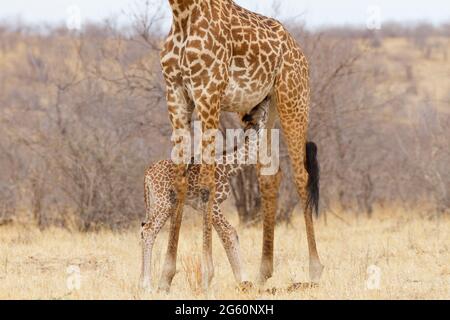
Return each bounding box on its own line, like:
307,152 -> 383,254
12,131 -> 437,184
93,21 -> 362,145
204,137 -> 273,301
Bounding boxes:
156,0 -> 323,291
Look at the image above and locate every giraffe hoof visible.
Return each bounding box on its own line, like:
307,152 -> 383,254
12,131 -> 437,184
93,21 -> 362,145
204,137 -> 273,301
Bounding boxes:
310,261 -> 324,283
258,265 -> 273,285
140,278 -> 153,294
142,287 -> 153,294
237,281 -> 254,293
157,285 -> 171,294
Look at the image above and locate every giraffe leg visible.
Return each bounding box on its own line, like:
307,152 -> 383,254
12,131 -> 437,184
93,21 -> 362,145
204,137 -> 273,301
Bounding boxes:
258,166 -> 282,284
212,203 -> 246,284
158,206 -> 184,292
195,94 -> 222,292
198,151 -> 216,292
275,68 -> 324,283
291,151 -> 323,282
140,208 -> 172,292
183,37 -> 229,291
158,87 -> 194,292
200,193 -> 215,291
253,99 -> 282,284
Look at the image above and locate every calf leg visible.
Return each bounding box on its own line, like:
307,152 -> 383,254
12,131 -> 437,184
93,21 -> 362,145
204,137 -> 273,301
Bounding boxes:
212,204 -> 246,284
141,208 -> 172,292
158,207 -> 185,292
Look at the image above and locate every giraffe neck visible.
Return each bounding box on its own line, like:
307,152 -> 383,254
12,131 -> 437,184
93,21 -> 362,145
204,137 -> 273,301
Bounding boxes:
222,135 -> 254,177
168,0 -> 198,11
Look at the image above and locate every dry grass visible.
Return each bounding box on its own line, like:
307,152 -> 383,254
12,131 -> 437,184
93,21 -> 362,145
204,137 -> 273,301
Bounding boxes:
0,206 -> 449,300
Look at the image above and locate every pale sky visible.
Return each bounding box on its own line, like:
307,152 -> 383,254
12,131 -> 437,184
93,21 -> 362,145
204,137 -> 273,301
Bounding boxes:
0,0 -> 449,29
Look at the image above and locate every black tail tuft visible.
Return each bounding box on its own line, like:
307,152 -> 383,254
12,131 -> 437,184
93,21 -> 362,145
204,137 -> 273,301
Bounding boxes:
305,142 -> 320,218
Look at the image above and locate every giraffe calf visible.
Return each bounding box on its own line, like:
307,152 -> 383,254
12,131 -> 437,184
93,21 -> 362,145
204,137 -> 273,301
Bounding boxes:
140,98 -> 270,293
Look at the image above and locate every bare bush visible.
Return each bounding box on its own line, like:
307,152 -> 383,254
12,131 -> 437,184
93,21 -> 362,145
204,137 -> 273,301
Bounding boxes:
0,20 -> 168,230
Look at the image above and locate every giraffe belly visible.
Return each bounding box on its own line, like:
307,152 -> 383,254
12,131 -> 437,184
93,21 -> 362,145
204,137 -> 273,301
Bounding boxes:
221,66 -> 275,113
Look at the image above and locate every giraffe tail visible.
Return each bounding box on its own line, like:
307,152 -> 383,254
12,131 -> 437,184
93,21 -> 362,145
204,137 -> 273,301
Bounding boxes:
305,142 -> 320,218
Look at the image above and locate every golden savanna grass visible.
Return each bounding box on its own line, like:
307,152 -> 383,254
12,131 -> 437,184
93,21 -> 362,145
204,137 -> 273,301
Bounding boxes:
1,206 -> 448,300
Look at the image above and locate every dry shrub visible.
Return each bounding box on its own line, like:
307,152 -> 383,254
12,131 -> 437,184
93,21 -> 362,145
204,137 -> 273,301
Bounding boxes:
0,22 -> 169,230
